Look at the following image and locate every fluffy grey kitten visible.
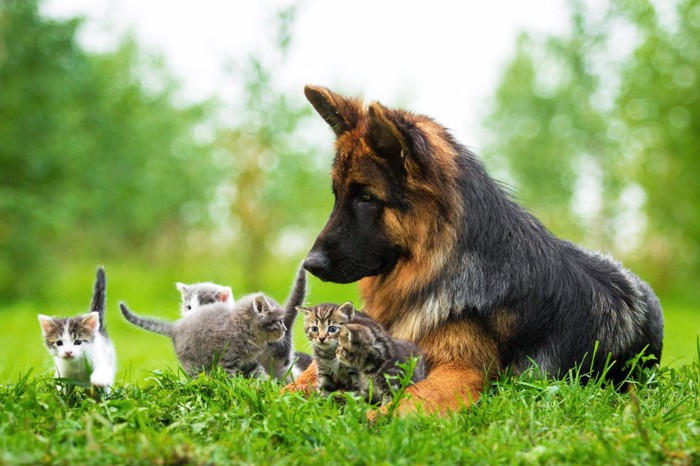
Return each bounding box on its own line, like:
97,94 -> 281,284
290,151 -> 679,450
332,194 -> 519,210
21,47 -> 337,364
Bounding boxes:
176,281 -> 234,316
336,320 -> 427,405
120,294 -> 285,378
176,265 -> 310,381
122,266 -> 311,381
38,267 -> 117,394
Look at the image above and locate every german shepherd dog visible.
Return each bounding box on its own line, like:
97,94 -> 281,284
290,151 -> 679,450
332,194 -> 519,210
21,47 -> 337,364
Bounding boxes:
285,85 -> 664,415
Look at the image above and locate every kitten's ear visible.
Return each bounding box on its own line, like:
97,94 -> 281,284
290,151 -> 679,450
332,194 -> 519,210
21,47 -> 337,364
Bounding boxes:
216,287 -> 232,303
82,312 -> 100,333
38,315 -> 54,336
175,283 -> 189,295
296,306 -> 310,315
253,294 -> 270,314
338,302 -> 355,320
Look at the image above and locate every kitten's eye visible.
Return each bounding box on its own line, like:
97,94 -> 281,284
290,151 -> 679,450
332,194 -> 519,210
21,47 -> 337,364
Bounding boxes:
186,305 -> 192,311
310,326 -> 319,333
328,326 -> 338,333
55,340 -> 63,347
74,340 -> 82,345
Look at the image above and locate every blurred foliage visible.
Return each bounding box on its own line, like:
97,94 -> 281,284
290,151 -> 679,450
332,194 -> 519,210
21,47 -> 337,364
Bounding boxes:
0,0 -> 221,299
213,6 -> 330,290
483,0 -> 700,300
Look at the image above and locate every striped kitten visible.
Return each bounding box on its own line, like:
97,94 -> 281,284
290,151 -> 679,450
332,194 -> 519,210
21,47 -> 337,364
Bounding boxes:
298,302 -> 379,394
176,282 -> 234,316
336,321 -> 427,405
38,267 -> 116,394
256,265 -> 312,381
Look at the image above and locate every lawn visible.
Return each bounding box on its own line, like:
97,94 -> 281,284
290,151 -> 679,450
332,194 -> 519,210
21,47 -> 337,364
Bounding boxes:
0,359 -> 698,465
1,263 -> 698,464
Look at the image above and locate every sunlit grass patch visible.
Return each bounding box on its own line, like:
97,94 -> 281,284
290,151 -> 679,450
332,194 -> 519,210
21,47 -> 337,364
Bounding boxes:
1,358 -> 698,465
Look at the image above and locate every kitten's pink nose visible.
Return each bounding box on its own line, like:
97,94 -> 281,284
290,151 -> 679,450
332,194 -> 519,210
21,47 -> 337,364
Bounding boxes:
64,351 -> 73,358
319,336 -> 326,343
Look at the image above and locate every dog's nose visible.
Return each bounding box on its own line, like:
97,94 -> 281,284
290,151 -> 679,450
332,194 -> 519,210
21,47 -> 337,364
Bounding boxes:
304,251 -> 330,277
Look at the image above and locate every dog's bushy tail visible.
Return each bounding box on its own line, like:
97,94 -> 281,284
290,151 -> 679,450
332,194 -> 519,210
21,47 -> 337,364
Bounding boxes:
119,302 -> 174,337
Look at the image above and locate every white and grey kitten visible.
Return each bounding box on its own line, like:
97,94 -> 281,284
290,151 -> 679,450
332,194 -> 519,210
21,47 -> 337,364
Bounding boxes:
176,282 -> 234,316
38,267 -> 117,394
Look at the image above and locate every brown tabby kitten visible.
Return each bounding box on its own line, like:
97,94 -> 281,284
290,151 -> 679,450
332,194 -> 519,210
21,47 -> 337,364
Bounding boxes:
298,302 -> 380,394
336,321 -> 427,405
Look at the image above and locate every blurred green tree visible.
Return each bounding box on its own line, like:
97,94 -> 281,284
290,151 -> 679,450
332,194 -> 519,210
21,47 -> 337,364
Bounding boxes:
482,0 -> 700,299
615,0 -> 700,293
214,6 -> 329,290
483,1 -> 623,250
0,0 -> 221,299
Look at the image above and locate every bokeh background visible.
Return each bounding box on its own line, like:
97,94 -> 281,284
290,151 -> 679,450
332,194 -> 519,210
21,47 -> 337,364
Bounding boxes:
1,0 -> 698,384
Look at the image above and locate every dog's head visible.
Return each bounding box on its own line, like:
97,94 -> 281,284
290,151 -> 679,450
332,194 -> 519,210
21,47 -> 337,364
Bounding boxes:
303,85 -> 462,284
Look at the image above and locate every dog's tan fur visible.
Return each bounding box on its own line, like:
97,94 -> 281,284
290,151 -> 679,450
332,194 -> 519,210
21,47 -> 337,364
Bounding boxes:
282,87 -> 496,414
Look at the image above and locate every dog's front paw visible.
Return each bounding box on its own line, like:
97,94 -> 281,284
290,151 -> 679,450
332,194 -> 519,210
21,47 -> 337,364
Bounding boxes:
280,381 -> 314,396
365,406 -> 386,422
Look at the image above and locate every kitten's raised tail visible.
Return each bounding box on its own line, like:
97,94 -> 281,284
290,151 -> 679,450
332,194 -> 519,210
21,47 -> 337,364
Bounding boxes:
119,302 -> 174,337
90,266 -> 107,333
282,262 -> 307,329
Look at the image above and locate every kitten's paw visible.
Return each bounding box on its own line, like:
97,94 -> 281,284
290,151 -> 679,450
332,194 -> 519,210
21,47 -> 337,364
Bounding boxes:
90,371 -> 114,390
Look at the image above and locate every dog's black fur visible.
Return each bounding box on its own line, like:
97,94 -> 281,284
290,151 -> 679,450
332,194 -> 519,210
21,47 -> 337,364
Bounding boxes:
303,85 -> 664,392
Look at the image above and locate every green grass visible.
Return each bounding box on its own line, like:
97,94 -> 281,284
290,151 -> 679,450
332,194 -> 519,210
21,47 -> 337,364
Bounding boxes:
1,360 -> 698,465
1,263 -> 698,463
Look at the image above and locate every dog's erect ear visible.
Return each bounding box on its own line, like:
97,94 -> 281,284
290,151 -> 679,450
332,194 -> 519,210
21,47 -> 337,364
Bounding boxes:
304,85 -> 363,136
367,102 -> 433,178
367,102 -> 410,158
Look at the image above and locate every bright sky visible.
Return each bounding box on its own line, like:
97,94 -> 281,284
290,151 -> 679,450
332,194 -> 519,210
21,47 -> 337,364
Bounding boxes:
43,0 -> 569,148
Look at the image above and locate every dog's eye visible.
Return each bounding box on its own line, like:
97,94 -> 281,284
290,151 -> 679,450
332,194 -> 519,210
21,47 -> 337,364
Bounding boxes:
358,193 -> 373,203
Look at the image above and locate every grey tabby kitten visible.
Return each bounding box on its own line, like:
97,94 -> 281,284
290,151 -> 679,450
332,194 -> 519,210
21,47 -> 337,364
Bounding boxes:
256,264 -> 312,381
120,264 -> 309,379
38,267 -> 117,394
176,282 -> 234,316
120,294 -> 285,378
298,301 -> 379,394
176,265 -> 310,380
335,321 -> 427,405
